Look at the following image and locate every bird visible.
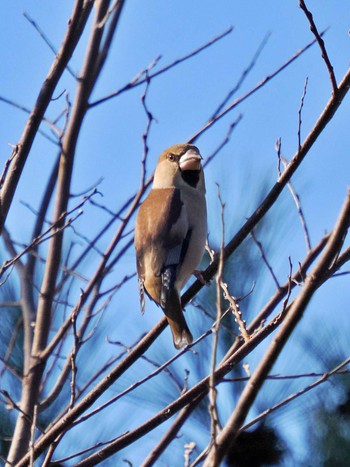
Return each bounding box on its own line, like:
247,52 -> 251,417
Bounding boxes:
134,143 -> 207,349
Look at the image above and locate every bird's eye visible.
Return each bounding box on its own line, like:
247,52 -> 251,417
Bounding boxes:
167,153 -> 175,162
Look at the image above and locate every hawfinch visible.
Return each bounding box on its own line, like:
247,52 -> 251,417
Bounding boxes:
134,144 -> 207,349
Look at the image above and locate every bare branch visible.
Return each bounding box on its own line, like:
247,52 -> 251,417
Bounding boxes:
208,187 -> 225,462
299,0 -> 337,93
29,405 -> 38,467
244,235 -> 328,342
210,32 -> 270,120
23,11 -> 77,79
0,0 -> 94,233
69,306 -> 79,409
276,138 -> 312,252
203,114 -> 243,169
49,433 -> 127,465
6,2 -> 127,462
183,67 -> 350,307
325,245 -> 350,280
297,77 -> 309,152
27,156 -> 60,278
17,64 -> 350,466
241,356 -> 350,432
203,189 -> 350,465
188,34 -> 321,143
251,230 -> 280,289
141,403 -> 198,467
140,74 -> 154,186
220,282 -> 250,342
0,192 -> 93,282
0,97 -> 62,143
89,27 -> 233,108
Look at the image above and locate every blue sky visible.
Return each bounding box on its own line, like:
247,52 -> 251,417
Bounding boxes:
1,1 -> 349,240
1,1 -> 350,464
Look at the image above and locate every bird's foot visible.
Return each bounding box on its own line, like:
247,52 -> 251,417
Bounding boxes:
193,270 -> 210,286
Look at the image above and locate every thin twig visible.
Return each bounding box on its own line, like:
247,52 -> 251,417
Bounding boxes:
41,434 -> 65,467
45,433 -> 127,465
5,2 -> 125,463
208,187 -> 225,462
23,11 -> 77,78
0,0 -> 94,234
276,138 -> 312,251
203,115 -> 243,169
203,189 -> 350,466
69,306 -> 79,409
222,368 -> 350,383
297,77 -> 309,152
0,390 -> 33,426
0,191 -> 96,282
184,442 -> 197,467
141,402 -> 199,467
210,32 -> 270,120
29,405 -> 38,467
229,235 -> 328,356
299,0 -> 337,93
89,27 -> 233,108
63,308 -> 229,431
19,67 -> 350,467
0,146 -> 18,189
0,97 -> 60,144
188,34 -> 322,143
220,282 -> 250,342
241,356 -> 350,431
140,74 -> 154,186
251,230 -> 280,289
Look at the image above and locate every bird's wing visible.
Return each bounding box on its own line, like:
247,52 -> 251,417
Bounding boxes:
135,188 -> 189,306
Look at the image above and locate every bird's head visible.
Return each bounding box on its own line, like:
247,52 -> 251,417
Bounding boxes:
153,144 -> 205,190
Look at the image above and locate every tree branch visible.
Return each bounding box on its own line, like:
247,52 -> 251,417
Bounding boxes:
0,0 -> 94,234
299,0 -> 337,93
16,63 -> 350,466
203,189 -> 350,465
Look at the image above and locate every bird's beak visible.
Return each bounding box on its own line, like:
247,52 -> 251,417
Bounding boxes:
179,149 -> 202,171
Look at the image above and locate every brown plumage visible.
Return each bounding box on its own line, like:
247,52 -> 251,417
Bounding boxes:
134,144 -> 207,348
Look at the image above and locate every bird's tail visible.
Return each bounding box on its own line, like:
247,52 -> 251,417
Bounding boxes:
164,289 -> 193,349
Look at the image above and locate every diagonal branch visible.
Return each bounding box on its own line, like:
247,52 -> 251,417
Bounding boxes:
203,189 -> 350,465
188,34 -> 322,143
183,67 -> 350,304
25,234 -> 345,467
240,356 -> 350,432
0,0 -> 94,234
5,2 -> 125,464
89,27 -> 233,108
141,400 -> 200,467
23,11 -> 77,78
299,0 -> 337,93
16,53 -> 350,467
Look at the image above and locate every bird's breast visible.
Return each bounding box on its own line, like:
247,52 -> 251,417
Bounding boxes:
175,189 -> 207,290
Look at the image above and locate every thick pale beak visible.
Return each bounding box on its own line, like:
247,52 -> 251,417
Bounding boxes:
179,149 -> 202,171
